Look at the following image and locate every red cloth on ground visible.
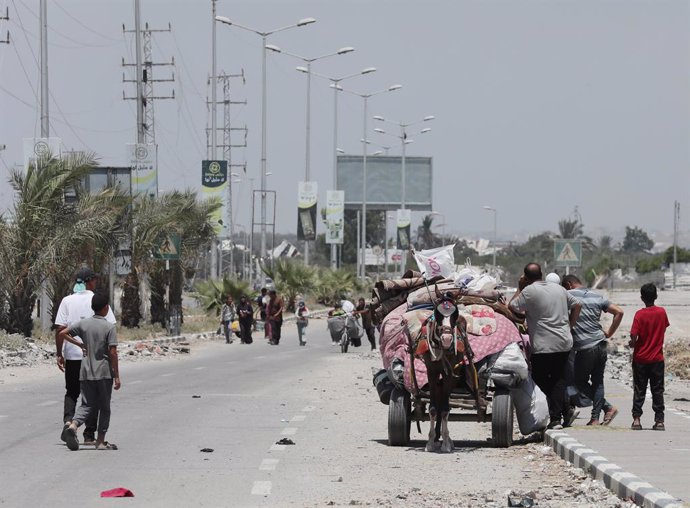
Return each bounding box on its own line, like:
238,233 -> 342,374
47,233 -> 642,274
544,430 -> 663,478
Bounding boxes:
100,488 -> 134,497
630,306 -> 669,363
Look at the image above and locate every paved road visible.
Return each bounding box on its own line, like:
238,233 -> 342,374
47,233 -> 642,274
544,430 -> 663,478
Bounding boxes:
0,321 -> 629,507
0,327 -> 331,507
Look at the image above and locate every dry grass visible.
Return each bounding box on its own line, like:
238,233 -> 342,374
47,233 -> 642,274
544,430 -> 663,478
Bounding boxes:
666,341 -> 690,380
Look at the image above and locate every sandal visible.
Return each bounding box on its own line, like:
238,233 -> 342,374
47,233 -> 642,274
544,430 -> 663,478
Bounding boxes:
61,425 -> 79,451
603,407 -> 619,426
631,421 -> 642,431
652,422 -> 665,431
96,441 -> 118,450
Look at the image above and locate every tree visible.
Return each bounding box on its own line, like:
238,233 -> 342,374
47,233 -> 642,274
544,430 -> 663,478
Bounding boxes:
195,275 -> 252,316
557,218 -> 584,240
0,153 -> 127,335
622,226 -> 654,253
313,268 -> 360,306
416,214 -> 439,250
262,259 -> 317,312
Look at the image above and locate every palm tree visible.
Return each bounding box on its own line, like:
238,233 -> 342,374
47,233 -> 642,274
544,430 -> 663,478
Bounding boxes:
0,153 -> 127,336
262,259 -> 317,312
313,268 -> 360,306
557,218 -> 584,239
120,190 -> 221,328
416,214 -> 439,250
195,275 -> 252,316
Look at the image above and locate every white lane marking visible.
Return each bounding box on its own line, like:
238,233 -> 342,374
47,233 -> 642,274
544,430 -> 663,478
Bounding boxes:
302,406 -> 315,412
672,448 -> 690,452
193,367 -> 206,371
259,458 -> 279,471
0,415 -> 8,419
269,444 -> 287,451
255,356 -> 266,360
281,427 -> 297,436
129,380 -> 142,385
204,393 -> 253,397
36,400 -> 58,407
160,373 -> 174,377
291,415 -> 306,422
251,481 -> 272,496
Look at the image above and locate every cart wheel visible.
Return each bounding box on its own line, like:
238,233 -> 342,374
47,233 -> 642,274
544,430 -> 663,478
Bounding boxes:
492,388 -> 514,448
340,333 -> 349,353
388,387 -> 411,446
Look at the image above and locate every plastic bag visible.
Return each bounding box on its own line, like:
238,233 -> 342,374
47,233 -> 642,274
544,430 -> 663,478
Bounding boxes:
510,376 -> 549,435
230,320 -> 240,333
413,244 -> 456,280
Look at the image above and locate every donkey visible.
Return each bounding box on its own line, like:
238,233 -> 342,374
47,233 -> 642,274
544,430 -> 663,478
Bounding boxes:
419,291 -> 482,452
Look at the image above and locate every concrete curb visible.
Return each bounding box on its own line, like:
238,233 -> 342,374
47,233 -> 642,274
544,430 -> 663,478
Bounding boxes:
544,429 -> 686,508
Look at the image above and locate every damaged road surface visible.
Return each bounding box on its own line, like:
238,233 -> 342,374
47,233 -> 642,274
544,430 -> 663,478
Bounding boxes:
0,321 -> 635,507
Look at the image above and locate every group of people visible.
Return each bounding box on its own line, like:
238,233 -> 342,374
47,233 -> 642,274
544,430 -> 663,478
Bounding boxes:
220,294 -> 254,344
509,262 -> 669,431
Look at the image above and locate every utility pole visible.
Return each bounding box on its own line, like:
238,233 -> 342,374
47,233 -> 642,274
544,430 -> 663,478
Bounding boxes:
0,7 -> 9,45
207,70 -> 247,278
38,0 -> 50,331
673,200 -> 680,289
122,22 -> 175,145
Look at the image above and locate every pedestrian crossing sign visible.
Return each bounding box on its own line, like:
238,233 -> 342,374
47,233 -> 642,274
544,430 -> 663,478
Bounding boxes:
153,233 -> 181,260
554,239 -> 582,267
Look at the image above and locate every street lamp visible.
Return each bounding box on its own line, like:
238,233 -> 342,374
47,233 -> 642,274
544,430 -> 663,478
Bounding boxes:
360,138 -> 391,154
215,14 -> 316,261
482,205 -> 497,273
301,66 -> 377,269
340,84 -> 403,280
373,114 -> 434,210
266,45 -> 354,266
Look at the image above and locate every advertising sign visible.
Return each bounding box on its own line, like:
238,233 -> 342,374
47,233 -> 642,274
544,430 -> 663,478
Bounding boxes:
128,143 -> 158,197
201,160 -> 228,234
297,181 -> 318,241
23,137 -> 62,169
396,209 -> 412,250
325,190 -> 345,245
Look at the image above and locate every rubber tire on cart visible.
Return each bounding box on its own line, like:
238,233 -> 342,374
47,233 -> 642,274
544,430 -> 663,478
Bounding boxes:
388,387 -> 411,446
340,332 -> 349,353
491,388 -> 514,448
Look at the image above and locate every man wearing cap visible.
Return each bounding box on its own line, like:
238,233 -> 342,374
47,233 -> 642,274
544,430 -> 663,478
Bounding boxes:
55,268 -> 116,445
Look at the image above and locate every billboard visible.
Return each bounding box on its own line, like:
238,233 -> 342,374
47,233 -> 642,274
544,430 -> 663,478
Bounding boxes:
336,155 -> 432,210
396,209 -> 411,250
325,190 -> 345,244
201,160 -> 228,234
297,181 -> 318,241
128,143 -> 157,197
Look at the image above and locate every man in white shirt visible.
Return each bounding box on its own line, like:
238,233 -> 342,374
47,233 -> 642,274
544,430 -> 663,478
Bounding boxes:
55,268 -> 116,445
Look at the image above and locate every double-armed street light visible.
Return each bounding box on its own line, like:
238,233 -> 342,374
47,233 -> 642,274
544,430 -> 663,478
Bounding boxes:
265,44 -> 354,266
215,14 -> 316,262
339,84 -> 403,280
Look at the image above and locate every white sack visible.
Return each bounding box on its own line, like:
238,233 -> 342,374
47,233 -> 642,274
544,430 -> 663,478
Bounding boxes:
510,376 -> 549,435
413,244 -> 456,280
488,342 -> 528,387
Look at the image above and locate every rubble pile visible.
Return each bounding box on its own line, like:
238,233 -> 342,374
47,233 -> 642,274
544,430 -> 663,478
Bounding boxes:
119,341 -> 191,359
0,332 -> 55,368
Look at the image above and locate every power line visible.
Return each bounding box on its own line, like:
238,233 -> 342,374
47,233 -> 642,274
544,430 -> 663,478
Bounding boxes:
0,81 -> 32,107
53,0 -> 122,43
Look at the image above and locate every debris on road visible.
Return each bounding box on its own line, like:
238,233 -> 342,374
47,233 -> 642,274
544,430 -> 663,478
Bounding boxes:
276,438 -> 295,445
192,395 -> 201,398
100,488 -> 134,498
200,448 -> 214,453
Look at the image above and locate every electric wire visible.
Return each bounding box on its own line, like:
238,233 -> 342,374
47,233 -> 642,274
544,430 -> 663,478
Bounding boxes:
53,0 -> 122,43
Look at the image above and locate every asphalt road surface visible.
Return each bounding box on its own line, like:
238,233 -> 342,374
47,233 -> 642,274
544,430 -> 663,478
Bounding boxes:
0,320 -> 625,507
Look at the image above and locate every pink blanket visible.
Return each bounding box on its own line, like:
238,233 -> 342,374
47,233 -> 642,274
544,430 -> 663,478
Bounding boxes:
379,303 -> 523,394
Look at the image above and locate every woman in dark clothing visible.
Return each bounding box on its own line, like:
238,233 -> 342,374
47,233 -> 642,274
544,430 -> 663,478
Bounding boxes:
356,297 -> 376,350
237,295 -> 254,344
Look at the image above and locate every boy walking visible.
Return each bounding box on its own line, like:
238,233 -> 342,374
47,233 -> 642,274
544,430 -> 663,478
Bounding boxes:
629,283 -> 669,431
59,293 -> 121,450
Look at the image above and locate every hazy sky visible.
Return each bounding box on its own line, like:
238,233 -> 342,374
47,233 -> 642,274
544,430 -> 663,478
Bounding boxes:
0,0 -> 688,243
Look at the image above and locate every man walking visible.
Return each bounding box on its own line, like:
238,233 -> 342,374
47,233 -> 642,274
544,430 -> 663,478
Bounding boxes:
267,290 -> 284,345
510,263 -> 582,429
55,268 -> 116,445
562,274 -> 623,426
59,293 -> 120,451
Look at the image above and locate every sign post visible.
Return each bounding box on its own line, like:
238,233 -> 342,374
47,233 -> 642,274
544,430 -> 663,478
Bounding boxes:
554,239 -> 582,275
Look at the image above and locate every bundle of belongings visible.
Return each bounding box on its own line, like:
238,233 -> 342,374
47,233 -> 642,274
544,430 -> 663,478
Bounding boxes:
371,245 -> 549,435
327,311 -> 364,347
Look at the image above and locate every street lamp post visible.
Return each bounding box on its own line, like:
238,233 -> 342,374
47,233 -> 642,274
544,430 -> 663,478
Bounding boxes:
215,15 -> 316,262
303,67 -> 377,269
483,206 -> 497,273
373,115 -> 434,209
341,84 -> 402,280
266,45 -> 354,266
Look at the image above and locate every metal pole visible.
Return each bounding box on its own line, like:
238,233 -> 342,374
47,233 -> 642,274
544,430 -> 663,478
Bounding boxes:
492,209 -> 497,273
39,0 -> 49,138
210,0 -> 218,279
330,82 -> 338,269
400,125 -> 406,277
360,96 -> 368,280
134,0 -> 144,144
303,61 -> 312,266
384,215 -> 388,278
673,201 -> 679,289
260,35 -> 268,260
356,210 -> 361,277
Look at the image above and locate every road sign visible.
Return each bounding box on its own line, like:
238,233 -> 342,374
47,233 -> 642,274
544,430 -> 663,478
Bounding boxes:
154,233 -> 181,260
554,239 -> 582,267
